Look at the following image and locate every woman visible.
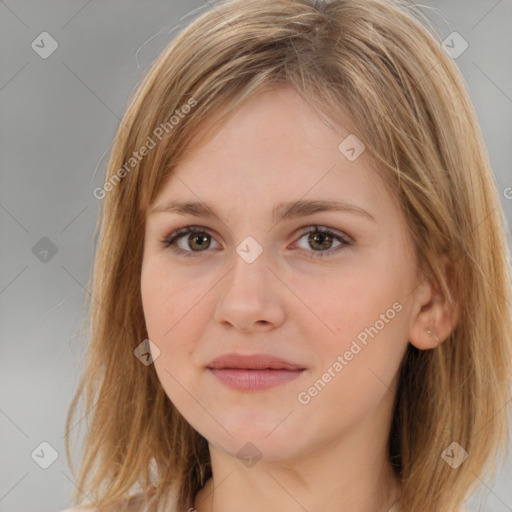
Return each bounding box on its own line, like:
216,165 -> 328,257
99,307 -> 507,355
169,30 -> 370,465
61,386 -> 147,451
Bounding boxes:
63,1 -> 512,511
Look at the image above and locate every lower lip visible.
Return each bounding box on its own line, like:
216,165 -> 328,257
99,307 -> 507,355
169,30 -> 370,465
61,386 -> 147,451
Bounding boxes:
208,368 -> 305,391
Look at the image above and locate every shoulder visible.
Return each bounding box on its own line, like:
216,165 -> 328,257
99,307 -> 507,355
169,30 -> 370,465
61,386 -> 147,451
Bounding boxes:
59,508 -> 93,512
60,493 -> 148,512
391,505 -> 474,512
58,508 -> 96,512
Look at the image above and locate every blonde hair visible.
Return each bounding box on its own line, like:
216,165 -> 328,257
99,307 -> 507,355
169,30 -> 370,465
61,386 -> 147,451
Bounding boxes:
65,1 -> 512,511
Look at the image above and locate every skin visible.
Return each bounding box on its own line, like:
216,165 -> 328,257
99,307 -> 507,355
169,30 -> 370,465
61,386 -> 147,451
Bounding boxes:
140,86 -> 458,512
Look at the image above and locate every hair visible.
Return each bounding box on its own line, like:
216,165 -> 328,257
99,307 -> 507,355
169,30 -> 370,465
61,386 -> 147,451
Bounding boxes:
65,1 -> 512,511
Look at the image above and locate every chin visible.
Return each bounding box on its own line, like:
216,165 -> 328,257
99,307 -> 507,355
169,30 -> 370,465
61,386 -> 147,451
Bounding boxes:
197,418 -> 306,462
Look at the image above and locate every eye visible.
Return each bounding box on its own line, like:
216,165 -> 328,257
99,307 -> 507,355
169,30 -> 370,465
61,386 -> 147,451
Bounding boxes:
161,225 -> 220,257
293,225 -> 352,258
161,225 -> 352,258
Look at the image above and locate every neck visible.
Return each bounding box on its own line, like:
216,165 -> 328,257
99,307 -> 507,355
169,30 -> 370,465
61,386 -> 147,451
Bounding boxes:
193,412 -> 401,512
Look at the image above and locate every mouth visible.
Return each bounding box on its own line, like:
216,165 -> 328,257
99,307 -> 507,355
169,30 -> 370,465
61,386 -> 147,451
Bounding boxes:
207,368 -> 305,391
206,353 -> 306,391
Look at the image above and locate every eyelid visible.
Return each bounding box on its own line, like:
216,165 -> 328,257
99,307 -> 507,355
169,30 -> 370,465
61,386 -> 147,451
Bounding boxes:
295,225 -> 353,244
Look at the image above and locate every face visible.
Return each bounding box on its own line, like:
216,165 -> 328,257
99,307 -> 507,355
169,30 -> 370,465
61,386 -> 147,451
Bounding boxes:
141,87 -> 419,461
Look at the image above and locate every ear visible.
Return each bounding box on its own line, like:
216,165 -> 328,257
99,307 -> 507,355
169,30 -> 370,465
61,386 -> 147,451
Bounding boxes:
408,255 -> 459,350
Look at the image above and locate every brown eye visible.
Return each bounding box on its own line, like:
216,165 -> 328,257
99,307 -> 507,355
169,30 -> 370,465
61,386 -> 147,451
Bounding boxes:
162,226 -> 220,257
307,231 -> 334,251
186,232 -> 211,251
294,226 -> 352,258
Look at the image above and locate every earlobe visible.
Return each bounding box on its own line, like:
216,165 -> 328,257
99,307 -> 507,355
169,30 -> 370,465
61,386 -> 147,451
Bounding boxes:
408,256 -> 459,350
426,327 -> 439,343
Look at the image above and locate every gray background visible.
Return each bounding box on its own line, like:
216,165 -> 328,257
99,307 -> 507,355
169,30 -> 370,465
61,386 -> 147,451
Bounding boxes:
0,1 -> 511,511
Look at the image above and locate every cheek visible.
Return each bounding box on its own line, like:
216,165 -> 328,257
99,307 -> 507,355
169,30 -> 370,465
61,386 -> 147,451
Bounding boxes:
140,260 -> 198,412
140,255 -> 209,380
296,298 -> 407,426
141,255 -> 199,337
289,262 -> 409,390
290,260 -> 407,338
141,261 -> 168,338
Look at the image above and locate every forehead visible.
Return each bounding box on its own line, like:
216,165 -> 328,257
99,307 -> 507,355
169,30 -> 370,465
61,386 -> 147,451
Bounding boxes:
152,87 -> 393,220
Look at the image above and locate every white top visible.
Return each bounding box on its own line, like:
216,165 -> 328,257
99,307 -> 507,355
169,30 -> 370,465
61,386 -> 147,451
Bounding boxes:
61,503 -> 401,512
60,507 -> 401,512
60,500 -> 474,512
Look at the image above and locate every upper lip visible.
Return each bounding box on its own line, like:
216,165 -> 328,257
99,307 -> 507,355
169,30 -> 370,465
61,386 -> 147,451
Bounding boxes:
206,353 -> 305,370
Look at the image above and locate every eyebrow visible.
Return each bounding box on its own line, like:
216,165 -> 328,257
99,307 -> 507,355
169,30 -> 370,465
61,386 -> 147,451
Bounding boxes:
150,199 -> 377,224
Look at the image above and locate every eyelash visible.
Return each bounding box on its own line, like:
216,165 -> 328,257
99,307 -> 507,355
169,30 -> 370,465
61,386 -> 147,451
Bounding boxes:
160,225 -> 353,259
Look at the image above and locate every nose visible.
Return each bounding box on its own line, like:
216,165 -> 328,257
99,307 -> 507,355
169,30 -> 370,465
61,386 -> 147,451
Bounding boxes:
213,246 -> 286,332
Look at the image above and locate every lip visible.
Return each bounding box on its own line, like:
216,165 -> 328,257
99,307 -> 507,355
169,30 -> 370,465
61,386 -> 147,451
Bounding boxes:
207,353 -> 304,371
206,353 -> 306,391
